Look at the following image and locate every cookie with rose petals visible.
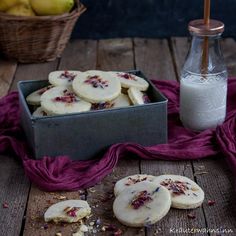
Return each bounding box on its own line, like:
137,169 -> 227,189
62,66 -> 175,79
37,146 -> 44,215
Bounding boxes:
26,85 -> 54,106
91,93 -> 131,111
113,181 -> 171,227
32,107 -> 48,117
44,200 -> 91,223
49,70 -> 81,87
72,71 -> 121,103
128,87 -> 151,105
114,174 -> 158,196
110,72 -> 149,91
41,87 -> 91,115
155,175 -> 205,209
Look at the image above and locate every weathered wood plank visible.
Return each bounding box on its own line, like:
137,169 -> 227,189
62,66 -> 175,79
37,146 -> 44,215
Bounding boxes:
10,60 -> 58,91
192,158 -> 236,234
135,38 -> 207,236
85,38 -> 144,236
59,40 -> 97,70
97,38 -> 134,71
134,38 -> 176,80
222,38 -> 236,76
0,58 -> 59,236
171,37 -> 189,79
0,59 -> 17,97
171,36 -> 236,234
8,59 -> 59,236
0,155 -> 30,236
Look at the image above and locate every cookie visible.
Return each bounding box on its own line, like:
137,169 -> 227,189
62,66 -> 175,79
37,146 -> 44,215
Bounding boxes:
113,181 -> 171,227
26,85 -> 54,106
91,94 -> 131,111
44,200 -> 91,223
41,86 -> 91,115
32,107 -> 48,117
72,71 -> 121,103
113,93 -> 131,108
49,70 -> 81,87
155,175 -> 205,209
128,87 -> 151,105
114,174 -> 158,196
110,72 -> 149,91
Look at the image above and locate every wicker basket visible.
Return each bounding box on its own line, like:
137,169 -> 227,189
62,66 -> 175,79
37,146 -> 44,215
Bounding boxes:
0,1 -> 86,63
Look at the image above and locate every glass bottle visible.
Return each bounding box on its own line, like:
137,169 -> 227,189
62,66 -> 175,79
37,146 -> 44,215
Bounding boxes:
180,19 -> 228,131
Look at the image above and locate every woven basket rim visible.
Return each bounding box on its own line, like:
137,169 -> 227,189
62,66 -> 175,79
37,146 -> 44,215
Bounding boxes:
0,1 -> 86,21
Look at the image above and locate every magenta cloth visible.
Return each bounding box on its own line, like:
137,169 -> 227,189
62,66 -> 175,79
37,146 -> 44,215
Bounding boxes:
0,79 -> 236,191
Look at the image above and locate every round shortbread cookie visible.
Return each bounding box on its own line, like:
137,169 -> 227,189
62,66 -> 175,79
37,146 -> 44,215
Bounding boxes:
155,175 -> 205,209
128,87 -> 151,105
72,71 -> 121,103
49,70 -> 81,87
26,85 -> 54,106
41,87 -> 91,115
114,174 -> 158,196
113,181 -> 171,227
109,72 -> 149,91
32,107 -> 48,117
44,200 -> 91,223
91,93 -> 131,110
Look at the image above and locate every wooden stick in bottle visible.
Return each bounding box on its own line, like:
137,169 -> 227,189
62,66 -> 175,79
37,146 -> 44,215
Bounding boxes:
201,0 -> 211,77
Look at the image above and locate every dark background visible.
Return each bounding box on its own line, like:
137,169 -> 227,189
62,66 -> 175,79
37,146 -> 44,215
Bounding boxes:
72,0 -> 236,39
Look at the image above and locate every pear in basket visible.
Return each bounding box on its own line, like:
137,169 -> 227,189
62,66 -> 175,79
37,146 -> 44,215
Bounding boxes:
6,3 -> 35,16
30,0 -> 74,16
0,0 -> 28,12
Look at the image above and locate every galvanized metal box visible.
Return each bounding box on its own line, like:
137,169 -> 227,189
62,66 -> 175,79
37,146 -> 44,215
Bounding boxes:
18,71 -> 168,160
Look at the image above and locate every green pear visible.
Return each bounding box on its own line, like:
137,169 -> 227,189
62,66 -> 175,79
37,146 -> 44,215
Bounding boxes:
0,0 -> 19,12
30,0 -> 74,16
0,0 -> 30,12
6,3 -> 35,16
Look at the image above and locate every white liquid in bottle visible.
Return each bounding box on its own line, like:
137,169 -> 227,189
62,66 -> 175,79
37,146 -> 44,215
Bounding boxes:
180,72 -> 227,131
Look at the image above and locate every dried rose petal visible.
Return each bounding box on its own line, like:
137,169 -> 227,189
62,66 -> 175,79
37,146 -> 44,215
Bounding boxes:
117,73 -> 137,81
37,85 -> 53,95
131,190 -> 153,209
2,202 -> 9,208
59,70 -> 76,82
84,75 -> 109,89
142,94 -> 151,104
64,207 -> 80,217
207,200 -> 216,206
53,90 -> 79,103
160,179 -> 189,195
187,213 -> 196,219
113,228 -> 122,236
91,102 -> 114,110
125,176 -> 148,186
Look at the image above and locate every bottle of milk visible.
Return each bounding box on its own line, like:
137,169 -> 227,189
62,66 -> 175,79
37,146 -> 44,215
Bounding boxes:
180,19 -> 228,131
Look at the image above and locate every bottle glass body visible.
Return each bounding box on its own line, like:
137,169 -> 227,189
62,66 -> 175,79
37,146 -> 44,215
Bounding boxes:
180,33 -> 228,131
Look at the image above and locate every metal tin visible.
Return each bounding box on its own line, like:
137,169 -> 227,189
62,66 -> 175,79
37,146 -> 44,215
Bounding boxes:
18,70 -> 168,160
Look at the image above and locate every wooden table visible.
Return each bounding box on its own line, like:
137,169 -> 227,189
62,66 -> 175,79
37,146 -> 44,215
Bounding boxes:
0,38 -> 236,236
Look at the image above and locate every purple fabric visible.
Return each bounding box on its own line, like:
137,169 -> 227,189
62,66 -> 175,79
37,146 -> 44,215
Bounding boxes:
0,79 -> 236,191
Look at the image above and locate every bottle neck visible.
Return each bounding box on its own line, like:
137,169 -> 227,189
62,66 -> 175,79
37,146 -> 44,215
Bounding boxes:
182,33 -> 227,76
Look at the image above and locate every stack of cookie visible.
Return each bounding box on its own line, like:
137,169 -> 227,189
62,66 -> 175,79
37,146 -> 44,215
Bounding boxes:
113,174 -> 205,227
26,70 -> 151,117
